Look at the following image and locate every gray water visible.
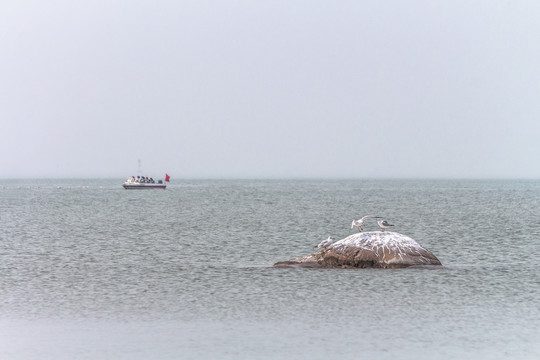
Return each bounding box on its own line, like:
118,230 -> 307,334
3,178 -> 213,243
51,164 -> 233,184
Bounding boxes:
0,179 -> 539,359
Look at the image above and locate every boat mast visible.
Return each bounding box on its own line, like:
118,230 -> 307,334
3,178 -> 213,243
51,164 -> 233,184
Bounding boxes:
137,159 -> 142,177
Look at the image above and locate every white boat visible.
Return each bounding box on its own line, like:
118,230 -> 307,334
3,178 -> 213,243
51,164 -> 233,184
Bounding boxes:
122,174 -> 169,190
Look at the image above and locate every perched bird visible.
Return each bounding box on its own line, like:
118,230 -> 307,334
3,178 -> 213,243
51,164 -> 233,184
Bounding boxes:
351,215 -> 381,232
377,218 -> 394,232
315,236 -> 335,249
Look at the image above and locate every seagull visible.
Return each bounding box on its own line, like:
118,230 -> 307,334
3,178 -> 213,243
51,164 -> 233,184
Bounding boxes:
351,215 -> 381,232
377,218 -> 394,232
315,236 -> 335,249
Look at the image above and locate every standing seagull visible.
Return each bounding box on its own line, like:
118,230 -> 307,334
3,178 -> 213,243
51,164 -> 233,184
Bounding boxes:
351,215 -> 381,232
315,236 -> 336,249
377,218 -> 394,232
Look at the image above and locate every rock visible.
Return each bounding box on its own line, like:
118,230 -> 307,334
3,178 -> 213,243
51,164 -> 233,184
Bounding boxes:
274,231 -> 442,269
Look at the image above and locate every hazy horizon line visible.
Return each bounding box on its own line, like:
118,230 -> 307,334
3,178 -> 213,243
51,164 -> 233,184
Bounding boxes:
1,176 -> 538,181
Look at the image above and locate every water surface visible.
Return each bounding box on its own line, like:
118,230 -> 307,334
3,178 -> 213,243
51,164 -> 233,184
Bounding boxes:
1,179 -> 539,359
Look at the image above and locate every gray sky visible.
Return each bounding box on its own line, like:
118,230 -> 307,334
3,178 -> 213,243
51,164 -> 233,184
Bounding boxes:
1,0 -> 539,179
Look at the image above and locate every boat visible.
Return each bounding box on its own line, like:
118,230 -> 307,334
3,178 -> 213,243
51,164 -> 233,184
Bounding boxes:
122,174 -> 170,190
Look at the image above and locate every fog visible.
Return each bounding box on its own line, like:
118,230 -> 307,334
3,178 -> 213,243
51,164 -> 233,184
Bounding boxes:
1,1 -> 539,179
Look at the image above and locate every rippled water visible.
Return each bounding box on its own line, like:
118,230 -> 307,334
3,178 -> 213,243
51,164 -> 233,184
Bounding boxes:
1,179 -> 539,359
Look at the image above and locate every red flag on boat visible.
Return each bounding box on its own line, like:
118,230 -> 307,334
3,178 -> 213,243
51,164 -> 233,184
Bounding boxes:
165,174 -> 170,182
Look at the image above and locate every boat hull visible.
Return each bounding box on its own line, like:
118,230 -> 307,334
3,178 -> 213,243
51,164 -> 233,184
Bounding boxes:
123,184 -> 166,190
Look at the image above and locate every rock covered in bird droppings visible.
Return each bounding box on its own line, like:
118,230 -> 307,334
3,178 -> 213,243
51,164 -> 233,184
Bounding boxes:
273,231 -> 442,269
